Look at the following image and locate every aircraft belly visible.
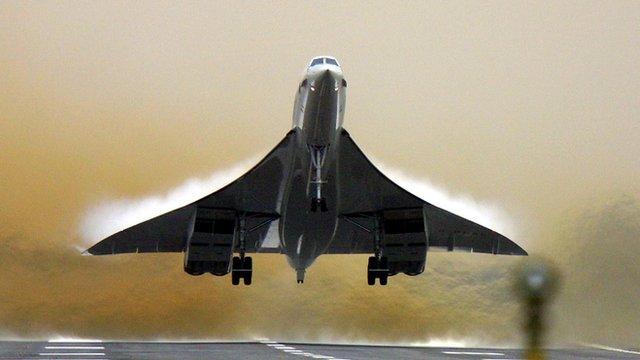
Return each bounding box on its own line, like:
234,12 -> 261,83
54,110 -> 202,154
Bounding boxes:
279,151 -> 338,270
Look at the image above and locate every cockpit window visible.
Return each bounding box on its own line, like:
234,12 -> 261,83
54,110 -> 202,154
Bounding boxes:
325,58 -> 339,66
310,58 -> 324,66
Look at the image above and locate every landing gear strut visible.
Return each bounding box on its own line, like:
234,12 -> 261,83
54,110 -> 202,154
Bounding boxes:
368,215 -> 389,285
309,145 -> 328,212
232,214 -> 252,286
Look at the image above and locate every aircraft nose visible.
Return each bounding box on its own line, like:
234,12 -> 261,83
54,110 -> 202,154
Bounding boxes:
319,69 -> 335,83
315,69 -> 341,90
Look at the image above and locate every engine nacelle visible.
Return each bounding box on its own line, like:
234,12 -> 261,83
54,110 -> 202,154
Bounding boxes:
381,207 -> 428,276
184,207 -> 236,276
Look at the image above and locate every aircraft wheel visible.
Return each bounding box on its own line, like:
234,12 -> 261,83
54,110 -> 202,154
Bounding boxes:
231,256 -> 241,286
243,256 -> 252,270
379,257 -> 389,286
243,257 -> 253,285
367,257 -> 377,286
367,272 -> 376,286
379,274 -> 388,285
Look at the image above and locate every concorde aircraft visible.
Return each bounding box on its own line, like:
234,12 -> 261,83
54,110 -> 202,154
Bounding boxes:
87,56 -> 527,285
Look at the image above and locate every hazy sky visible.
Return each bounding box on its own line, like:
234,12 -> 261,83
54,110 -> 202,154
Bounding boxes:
0,1 -> 638,346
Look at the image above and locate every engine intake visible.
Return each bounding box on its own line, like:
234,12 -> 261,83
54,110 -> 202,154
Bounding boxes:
184,207 -> 236,276
380,208 -> 428,276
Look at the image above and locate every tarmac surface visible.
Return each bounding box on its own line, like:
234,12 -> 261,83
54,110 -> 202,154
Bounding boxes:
0,340 -> 638,360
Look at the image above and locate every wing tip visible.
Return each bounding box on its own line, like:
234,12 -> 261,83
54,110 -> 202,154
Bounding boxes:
83,241 -> 107,256
508,244 -> 528,256
497,233 -> 528,256
509,237 -> 528,256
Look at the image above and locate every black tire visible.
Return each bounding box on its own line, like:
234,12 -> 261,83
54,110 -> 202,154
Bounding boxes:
368,256 -> 377,270
231,256 -> 241,285
243,271 -> 252,285
379,256 -> 389,285
367,271 -> 376,285
379,275 -> 388,285
242,257 -> 253,285
367,257 -> 377,286
243,256 -> 253,270
379,256 -> 388,270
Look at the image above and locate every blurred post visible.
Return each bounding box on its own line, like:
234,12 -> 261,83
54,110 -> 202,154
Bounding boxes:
514,257 -> 559,360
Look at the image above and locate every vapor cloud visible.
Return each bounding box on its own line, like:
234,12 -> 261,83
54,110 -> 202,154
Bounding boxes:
548,197 -> 640,347
380,165 -> 515,238
79,159 -> 256,246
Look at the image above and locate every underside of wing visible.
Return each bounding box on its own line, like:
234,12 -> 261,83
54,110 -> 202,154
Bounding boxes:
329,129 -> 527,267
86,130 -> 297,256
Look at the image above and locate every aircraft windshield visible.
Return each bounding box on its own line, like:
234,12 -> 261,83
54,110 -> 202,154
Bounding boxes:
309,57 -> 340,68
325,58 -> 339,66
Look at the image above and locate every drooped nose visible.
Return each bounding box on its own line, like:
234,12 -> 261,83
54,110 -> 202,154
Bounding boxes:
306,68 -> 341,146
309,70 -> 330,93
312,68 -> 341,89
319,69 -> 334,82
318,68 -> 341,87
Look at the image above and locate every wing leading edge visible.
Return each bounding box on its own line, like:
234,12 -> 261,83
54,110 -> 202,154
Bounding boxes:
86,130 -> 297,256
87,127 -> 526,260
330,128 -> 527,257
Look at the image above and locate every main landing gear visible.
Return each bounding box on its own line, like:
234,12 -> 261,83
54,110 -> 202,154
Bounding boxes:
341,212 -> 392,285
367,256 -> 389,286
232,215 -> 252,286
231,256 -> 252,285
367,214 -> 389,285
309,145 -> 328,212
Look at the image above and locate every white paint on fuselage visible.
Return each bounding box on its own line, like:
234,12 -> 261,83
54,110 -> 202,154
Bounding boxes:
296,235 -> 303,255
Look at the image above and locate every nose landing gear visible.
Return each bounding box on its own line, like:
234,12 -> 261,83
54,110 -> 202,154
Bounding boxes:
309,145 -> 328,212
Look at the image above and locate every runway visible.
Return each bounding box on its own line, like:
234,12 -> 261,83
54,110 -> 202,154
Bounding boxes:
0,340 -> 638,360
